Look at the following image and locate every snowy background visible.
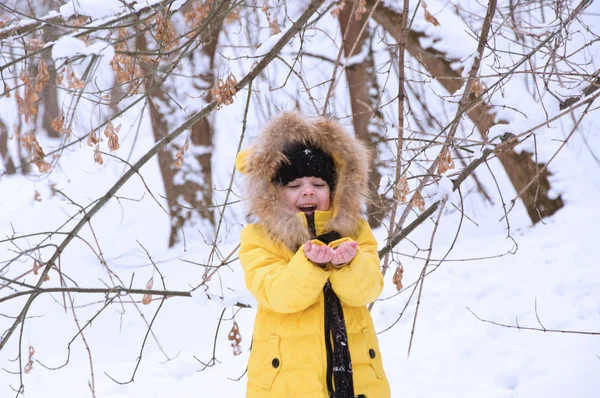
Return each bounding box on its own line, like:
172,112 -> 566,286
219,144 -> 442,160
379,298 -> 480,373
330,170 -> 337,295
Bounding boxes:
1,0 -> 600,397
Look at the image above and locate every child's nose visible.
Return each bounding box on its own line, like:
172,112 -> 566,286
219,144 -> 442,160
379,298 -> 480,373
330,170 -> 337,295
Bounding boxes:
301,187 -> 315,196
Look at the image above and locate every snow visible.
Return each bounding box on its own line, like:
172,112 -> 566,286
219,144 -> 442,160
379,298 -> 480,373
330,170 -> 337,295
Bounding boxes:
51,36 -> 115,61
434,175 -> 454,201
133,0 -> 180,12
253,25 -> 293,57
59,0 -> 127,19
344,40 -> 369,67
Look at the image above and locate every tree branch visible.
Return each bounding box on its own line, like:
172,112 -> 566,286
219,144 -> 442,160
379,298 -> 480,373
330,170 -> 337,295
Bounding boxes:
0,0 -> 325,353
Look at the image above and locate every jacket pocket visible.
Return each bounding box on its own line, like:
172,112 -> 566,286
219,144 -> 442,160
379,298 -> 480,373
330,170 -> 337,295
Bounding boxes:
259,334 -> 282,389
362,329 -> 385,380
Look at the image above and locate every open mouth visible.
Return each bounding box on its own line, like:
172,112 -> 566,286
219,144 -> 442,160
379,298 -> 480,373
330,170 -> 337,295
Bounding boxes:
298,204 -> 317,214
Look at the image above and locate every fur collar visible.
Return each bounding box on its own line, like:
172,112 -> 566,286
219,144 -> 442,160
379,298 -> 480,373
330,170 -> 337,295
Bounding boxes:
238,112 -> 370,251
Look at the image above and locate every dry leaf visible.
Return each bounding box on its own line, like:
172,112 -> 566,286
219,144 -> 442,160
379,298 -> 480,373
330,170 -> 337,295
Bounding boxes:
424,9 -> 440,26
228,321 -> 242,356
37,160 -> 51,173
224,8 -> 240,24
211,74 -> 237,108
155,14 -> 178,51
55,68 -> 64,86
24,346 -> 35,374
33,260 -> 41,275
3,81 -> 11,98
142,278 -> 153,305
108,132 -> 120,151
87,130 -> 99,147
94,145 -> 104,165
437,147 -> 455,175
471,79 -> 486,97
422,1 -> 440,26
396,175 -> 409,203
355,0 -> 368,20
27,134 -> 51,173
330,0 -> 346,16
35,58 -> 50,92
50,111 -> 65,134
67,66 -> 86,90
185,0 -> 214,36
269,20 -> 280,34
173,148 -> 185,169
104,122 -> 115,138
411,190 -> 426,212
392,264 -> 404,291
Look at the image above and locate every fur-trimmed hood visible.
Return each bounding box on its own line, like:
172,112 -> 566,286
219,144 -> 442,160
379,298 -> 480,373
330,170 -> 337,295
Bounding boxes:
236,112 -> 370,251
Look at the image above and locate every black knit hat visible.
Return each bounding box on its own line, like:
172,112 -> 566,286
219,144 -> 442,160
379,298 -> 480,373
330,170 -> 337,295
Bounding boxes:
273,143 -> 337,188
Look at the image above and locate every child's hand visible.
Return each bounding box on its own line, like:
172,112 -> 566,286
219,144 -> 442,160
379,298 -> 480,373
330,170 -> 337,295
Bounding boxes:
331,241 -> 358,266
304,241 -> 334,266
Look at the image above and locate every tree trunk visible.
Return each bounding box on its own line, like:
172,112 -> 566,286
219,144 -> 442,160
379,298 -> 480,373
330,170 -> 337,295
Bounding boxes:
337,3 -> 388,227
0,119 -> 17,175
40,54 -> 60,138
368,1 -> 563,223
143,4 -> 226,246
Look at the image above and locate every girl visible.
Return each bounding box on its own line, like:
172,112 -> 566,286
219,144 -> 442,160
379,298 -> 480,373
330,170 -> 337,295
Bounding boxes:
236,112 -> 390,398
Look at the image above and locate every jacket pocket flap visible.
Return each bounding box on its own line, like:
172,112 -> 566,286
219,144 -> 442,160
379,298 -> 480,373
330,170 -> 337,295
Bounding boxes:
259,334 -> 282,389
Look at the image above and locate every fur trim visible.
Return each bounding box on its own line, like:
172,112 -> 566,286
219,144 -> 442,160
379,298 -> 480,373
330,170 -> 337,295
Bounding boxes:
242,112 -> 370,250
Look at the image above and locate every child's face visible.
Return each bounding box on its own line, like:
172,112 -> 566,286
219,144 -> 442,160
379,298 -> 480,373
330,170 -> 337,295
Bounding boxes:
281,176 -> 330,215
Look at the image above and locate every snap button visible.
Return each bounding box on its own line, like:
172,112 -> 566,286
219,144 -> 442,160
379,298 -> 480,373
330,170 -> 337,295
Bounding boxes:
272,358 -> 280,368
369,349 -> 376,359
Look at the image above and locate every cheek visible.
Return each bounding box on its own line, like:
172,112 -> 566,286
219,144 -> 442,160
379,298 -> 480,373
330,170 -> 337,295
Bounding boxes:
281,189 -> 298,207
318,189 -> 331,209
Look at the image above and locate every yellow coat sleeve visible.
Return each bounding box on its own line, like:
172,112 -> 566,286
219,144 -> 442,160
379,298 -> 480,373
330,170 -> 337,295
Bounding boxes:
239,225 -> 331,313
328,220 -> 383,307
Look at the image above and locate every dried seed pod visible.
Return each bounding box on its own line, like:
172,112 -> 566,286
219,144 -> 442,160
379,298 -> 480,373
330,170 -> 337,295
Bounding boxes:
87,131 -> 99,147
422,1 -> 440,26
411,190 -> 426,212
228,321 -> 242,356
396,175 -> 409,203
35,59 -> 50,92
94,145 -> 104,165
50,111 -> 65,134
355,0 -> 368,20
437,147 -> 455,175
142,278 -> 153,305
24,346 -> 35,374
392,264 -> 404,291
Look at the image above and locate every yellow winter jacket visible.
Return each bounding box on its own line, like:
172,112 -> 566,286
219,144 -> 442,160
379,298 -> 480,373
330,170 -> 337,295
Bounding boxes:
240,210 -> 390,398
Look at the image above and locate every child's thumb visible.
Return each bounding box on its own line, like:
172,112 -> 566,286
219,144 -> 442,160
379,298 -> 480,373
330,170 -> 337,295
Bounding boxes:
304,241 -> 312,251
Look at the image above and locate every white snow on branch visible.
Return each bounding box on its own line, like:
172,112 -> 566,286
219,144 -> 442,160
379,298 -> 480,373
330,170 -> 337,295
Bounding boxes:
254,24 -> 294,57
59,0 -> 127,19
51,36 -> 115,61
434,175 -> 455,202
134,0 -> 186,12
59,0 -> 178,20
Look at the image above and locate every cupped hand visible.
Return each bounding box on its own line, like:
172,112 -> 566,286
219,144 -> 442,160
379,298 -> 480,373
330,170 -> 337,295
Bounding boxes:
304,241 -> 334,265
331,241 -> 358,266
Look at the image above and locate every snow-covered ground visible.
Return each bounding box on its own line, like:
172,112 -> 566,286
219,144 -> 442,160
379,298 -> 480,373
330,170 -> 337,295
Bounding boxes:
2,149 -> 599,397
